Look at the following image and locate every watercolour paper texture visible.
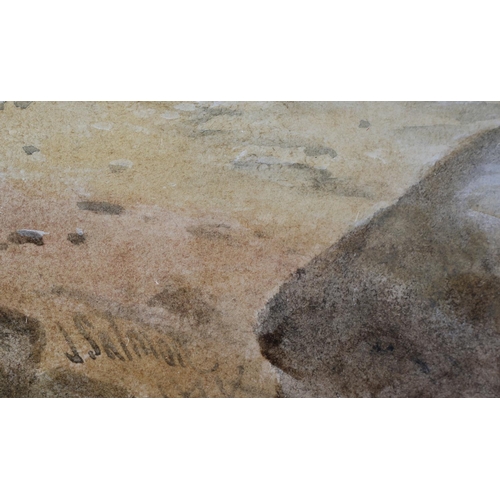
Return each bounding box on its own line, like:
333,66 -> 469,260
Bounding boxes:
1,101 -> 499,397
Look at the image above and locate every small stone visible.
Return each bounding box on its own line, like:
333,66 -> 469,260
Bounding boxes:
23,145 -> 40,155
109,159 -> 133,173
304,146 -> 337,159
0,243 -> 8,251
14,101 -> 32,109
0,102 -> 6,111
359,120 -> 371,128
8,229 -> 47,246
76,228 -> 84,236
67,233 -> 86,245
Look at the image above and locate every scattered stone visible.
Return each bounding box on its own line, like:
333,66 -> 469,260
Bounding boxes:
23,145 -> 40,155
359,119 -> 371,128
304,146 -> 337,159
8,229 -> 48,246
14,101 -> 32,109
0,243 -> 8,250
0,102 -> 5,111
109,159 -> 133,173
67,232 -> 86,245
77,201 -> 124,215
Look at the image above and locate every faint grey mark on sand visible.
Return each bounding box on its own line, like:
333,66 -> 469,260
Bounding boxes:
109,159 -> 133,173
77,201 -> 124,215
232,154 -> 373,198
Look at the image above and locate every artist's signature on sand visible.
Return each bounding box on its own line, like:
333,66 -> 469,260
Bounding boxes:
60,313 -> 185,366
57,313 -> 254,397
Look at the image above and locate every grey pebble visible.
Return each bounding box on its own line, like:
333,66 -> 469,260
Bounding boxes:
0,102 -> 5,111
8,230 -> 46,246
109,159 -> 133,174
67,233 -> 86,245
14,101 -> 33,109
359,120 -> 371,128
23,145 -> 40,155
304,146 -> 337,159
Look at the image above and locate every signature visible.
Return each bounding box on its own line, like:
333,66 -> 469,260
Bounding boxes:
59,313 -> 186,367
57,312 -> 262,397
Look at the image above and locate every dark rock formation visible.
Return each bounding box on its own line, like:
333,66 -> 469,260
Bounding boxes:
0,307 -> 46,397
257,127 -> 500,397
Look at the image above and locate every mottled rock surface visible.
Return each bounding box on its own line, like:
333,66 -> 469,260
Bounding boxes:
257,127 -> 500,397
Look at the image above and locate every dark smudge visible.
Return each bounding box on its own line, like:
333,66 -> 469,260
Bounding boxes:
0,307 -> 46,397
304,146 -> 337,158
147,279 -> 218,327
30,369 -> 132,398
77,201 -> 124,215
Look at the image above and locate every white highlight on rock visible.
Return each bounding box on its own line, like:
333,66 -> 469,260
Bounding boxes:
234,150 -> 247,161
109,159 -> 133,168
92,122 -> 113,131
18,229 -> 49,236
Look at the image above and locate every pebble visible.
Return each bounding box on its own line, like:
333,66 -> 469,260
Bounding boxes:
14,101 -> 32,109
23,145 -> 40,155
304,146 -> 337,159
8,229 -> 48,246
109,159 -> 133,173
67,232 -> 86,245
0,102 -> 5,111
359,120 -> 371,128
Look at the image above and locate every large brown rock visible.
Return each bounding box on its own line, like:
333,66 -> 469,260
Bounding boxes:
257,127 -> 500,397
